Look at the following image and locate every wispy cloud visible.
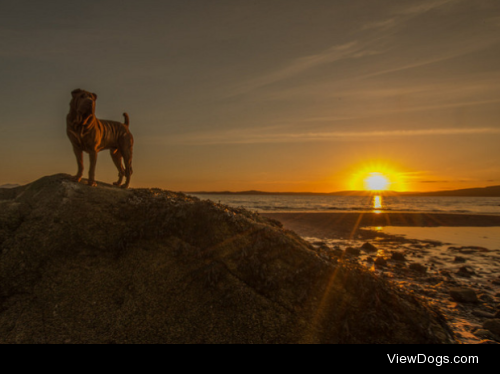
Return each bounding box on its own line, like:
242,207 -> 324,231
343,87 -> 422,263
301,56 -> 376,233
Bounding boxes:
227,0 -> 499,102
361,39 -> 500,80
396,0 -> 459,16
420,180 -> 450,184
362,18 -> 398,31
160,127 -> 500,146
361,0 -> 459,32
228,40 -> 385,97
301,98 -> 500,123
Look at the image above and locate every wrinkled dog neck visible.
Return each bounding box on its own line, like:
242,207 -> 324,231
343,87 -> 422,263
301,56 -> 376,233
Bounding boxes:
69,102 -> 95,128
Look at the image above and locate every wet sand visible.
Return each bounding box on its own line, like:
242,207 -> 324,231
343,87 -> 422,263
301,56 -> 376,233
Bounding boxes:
263,212 -> 500,344
262,212 -> 500,241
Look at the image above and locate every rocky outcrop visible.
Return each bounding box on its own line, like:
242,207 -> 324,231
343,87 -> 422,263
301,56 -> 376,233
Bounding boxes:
0,175 -> 456,344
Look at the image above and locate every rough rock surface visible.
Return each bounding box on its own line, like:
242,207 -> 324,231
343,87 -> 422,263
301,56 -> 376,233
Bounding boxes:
0,175 -> 456,344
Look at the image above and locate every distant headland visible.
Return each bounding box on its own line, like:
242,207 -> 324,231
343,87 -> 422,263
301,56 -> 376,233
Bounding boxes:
188,185 -> 500,197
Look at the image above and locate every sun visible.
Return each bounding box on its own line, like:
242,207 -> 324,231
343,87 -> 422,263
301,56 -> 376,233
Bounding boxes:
365,172 -> 390,191
347,161 -> 408,192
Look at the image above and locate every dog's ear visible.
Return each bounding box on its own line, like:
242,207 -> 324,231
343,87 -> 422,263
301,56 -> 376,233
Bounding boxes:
92,93 -> 98,100
72,89 -> 83,97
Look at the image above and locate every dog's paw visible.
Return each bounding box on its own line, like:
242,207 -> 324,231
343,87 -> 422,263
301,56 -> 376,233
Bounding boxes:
71,175 -> 83,183
88,180 -> 98,187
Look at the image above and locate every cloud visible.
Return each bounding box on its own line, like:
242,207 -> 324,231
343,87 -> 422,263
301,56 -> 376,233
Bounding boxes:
420,180 -> 450,184
227,0 -> 500,106
395,0 -> 459,16
361,39 -> 500,80
301,98 -> 500,124
362,18 -> 398,31
228,40 -> 384,97
361,0 -> 460,34
160,127 -> 500,146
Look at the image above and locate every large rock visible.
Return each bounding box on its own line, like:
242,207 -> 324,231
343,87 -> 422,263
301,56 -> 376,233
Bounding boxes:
0,175 -> 456,344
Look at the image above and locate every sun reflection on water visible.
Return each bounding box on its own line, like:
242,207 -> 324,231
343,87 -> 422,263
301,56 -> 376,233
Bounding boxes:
373,195 -> 383,214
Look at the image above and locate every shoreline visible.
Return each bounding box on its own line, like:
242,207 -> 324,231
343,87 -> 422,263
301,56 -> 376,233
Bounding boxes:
258,210 -> 500,216
262,212 -> 500,227
262,212 -> 500,241
263,212 -> 500,344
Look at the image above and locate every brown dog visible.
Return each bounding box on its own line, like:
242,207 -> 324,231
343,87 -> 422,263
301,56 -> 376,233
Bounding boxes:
67,89 -> 134,189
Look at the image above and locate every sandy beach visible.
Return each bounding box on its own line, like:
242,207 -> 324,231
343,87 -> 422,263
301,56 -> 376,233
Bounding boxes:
263,212 -> 500,344
262,212 -> 500,240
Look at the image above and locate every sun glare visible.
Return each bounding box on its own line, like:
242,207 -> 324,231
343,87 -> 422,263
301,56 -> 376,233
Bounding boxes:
348,162 -> 407,192
365,173 -> 390,191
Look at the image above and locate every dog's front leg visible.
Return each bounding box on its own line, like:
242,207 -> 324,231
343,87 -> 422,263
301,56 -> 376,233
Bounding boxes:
88,151 -> 98,187
72,145 -> 84,183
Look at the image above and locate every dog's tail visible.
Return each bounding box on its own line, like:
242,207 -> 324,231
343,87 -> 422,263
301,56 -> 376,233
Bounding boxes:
123,113 -> 130,127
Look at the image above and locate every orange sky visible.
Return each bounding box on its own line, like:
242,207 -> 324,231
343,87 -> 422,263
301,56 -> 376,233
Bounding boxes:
1,0 -> 500,192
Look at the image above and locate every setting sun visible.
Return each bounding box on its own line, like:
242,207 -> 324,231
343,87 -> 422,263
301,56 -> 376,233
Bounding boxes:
347,161 -> 409,192
365,173 -> 390,191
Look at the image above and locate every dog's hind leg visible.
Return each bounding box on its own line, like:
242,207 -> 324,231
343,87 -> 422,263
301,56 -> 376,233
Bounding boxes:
121,149 -> 133,189
110,149 -> 125,187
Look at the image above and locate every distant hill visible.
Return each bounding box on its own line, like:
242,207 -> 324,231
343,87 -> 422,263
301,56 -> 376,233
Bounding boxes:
190,190 -> 378,197
189,186 -> 500,197
404,185 -> 500,197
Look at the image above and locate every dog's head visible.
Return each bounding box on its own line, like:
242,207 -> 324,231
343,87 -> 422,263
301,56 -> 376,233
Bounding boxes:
70,89 -> 98,125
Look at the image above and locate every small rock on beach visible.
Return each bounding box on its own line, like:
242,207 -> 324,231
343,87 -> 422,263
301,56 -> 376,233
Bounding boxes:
457,266 -> 477,278
483,320 -> 500,336
409,263 -> 427,274
391,252 -> 407,262
361,242 -> 378,253
450,288 -> 480,304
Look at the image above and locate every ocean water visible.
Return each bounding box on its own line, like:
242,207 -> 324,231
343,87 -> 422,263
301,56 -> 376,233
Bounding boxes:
367,226 -> 500,250
190,194 -> 500,250
190,194 -> 500,215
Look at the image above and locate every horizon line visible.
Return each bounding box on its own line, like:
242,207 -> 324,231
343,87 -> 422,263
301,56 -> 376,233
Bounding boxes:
185,184 -> 500,195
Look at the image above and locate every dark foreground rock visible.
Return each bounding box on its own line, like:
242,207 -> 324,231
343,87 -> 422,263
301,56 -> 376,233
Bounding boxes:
0,175 -> 456,344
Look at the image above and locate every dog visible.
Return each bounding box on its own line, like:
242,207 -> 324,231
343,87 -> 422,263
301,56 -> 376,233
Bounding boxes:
66,89 -> 134,189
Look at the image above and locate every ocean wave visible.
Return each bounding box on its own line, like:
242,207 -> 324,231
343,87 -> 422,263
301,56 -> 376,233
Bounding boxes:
253,205 -> 303,211
206,195 -> 500,215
